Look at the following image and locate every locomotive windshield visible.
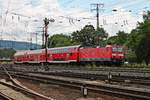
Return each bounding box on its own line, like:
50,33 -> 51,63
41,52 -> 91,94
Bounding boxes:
112,47 -> 123,52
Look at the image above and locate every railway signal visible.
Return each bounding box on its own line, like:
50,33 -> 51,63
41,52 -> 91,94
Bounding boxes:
44,18 -> 49,63
43,17 -> 55,63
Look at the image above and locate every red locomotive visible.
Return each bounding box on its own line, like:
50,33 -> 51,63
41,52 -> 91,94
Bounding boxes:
14,45 -> 124,65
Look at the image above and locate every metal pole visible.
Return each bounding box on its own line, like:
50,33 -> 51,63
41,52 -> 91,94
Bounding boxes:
44,18 -> 49,63
91,3 -> 104,30
30,32 -> 32,50
35,32 -> 37,49
96,4 -> 99,30
42,27 -> 45,48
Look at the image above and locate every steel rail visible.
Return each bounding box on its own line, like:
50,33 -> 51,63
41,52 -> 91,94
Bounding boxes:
10,70 -> 150,85
0,81 -> 54,100
1,64 -> 150,73
0,66 -> 54,100
0,91 -> 14,100
10,73 -> 150,100
1,69 -> 150,86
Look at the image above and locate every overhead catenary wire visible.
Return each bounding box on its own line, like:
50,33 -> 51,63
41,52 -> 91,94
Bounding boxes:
0,0 -> 149,43
3,0 -> 11,26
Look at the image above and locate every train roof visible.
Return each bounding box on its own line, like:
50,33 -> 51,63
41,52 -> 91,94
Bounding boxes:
14,50 -> 29,56
48,45 -> 80,50
14,49 -> 44,56
14,45 -> 80,56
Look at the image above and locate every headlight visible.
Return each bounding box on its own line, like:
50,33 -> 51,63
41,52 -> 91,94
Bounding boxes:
112,54 -> 116,56
118,54 -> 123,56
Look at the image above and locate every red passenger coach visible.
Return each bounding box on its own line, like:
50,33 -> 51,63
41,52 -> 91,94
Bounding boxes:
14,49 -> 45,63
47,45 -> 79,63
14,45 -> 80,64
14,45 -> 124,65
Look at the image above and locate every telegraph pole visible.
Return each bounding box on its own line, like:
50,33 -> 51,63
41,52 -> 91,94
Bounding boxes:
91,3 -> 104,30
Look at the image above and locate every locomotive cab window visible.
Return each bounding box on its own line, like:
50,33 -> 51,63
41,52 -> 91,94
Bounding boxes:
117,48 -> 123,52
112,47 -> 117,52
112,47 -> 123,52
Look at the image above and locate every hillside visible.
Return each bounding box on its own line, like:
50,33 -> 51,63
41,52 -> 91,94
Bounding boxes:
0,40 -> 41,50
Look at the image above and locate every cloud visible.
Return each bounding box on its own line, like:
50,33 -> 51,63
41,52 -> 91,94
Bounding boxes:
0,0 -> 62,43
0,0 -> 143,44
101,9 -> 140,36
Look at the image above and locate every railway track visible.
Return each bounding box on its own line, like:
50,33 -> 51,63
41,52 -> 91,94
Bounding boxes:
1,64 -> 150,85
3,70 -> 150,86
0,66 -> 54,100
0,91 -> 14,100
10,72 -> 150,100
1,64 -> 150,78
1,64 -> 150,72
0,67 -> 150,100
1,64 -> 150,99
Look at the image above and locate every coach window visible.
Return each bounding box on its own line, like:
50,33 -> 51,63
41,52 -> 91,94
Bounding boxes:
112,47 -> 117,52
66,53 -> 70,57
118,48 -> 123,52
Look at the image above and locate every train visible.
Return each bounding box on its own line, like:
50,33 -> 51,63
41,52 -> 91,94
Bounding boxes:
13,44 -> 124,65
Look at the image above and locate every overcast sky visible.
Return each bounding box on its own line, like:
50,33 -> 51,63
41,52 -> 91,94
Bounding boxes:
0,0 -> 150,44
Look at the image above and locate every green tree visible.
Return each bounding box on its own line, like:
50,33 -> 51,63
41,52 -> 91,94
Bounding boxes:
107,36 -> 117,44
135,20 -> 150,65
126,29 -> 142,50
48,34 -> 74,48
127,11 -> 150,65
71,25 -> 108,46
125,49 -> 137,63
143,11 -> 150,20
0,48 -> 16,59
96,27 -> 108,46
107,31 -> 128,45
